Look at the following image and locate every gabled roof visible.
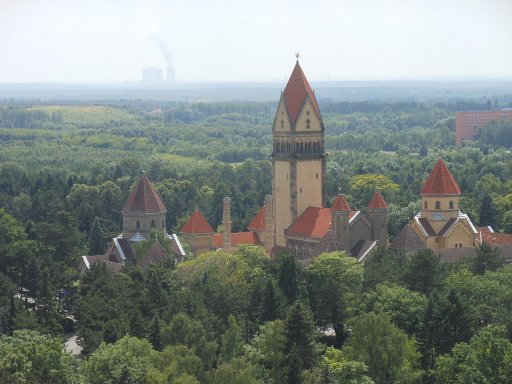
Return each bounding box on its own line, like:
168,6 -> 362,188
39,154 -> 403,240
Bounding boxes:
417,217 -> 436,236
331,194 -> 351,212
351,240 -> 378,263
421,159 -> 461,196
286,207 -> 357,239
212,232 -> 260,248
181,210 -> 214,234
122,173 -> 167,214
287,207 -> 332,238
310,230 -> 348,257
114,237 -> 136,260
283,61 -> 321,125
248,207 -> 265,230
391,224 -> 427,252
368,191 -> 388,209
138,241 -> 171,269
477,226 -> 512,246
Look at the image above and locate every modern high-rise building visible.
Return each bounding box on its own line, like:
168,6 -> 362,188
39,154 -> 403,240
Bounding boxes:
455,110 -> 512,146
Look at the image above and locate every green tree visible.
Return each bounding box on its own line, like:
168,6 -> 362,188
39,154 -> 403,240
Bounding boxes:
323,347 -> 375,384
88,216 -> 105,255
284,301 -> 318,383
220,314 -> 244,363
435,326 -> 512,384
346,313 -> 422,384
307,252 -> 363,346
80,336 -> 156,384
206,358 -> 262,384
402,249 -> 444,295
479,195 -> 498,228
277,253 -> 301,304
471,242 -> 505,275
0,329 -> 77,384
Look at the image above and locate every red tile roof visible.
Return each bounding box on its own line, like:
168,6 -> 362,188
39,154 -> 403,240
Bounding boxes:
287,207 -> 331,238
212,232 -> 260,248
368,191 -> 388,209
286,207 -> 357,239
421,159 -> 461,196
331,194 -> 351,211
283,61 -> 321,125
181,210 -> 214,234
248,207 -> 265,230
477,226 -> 512,245
122,173 -> 166,213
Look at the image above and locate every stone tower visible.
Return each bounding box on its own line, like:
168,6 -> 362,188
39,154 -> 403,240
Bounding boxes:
368,191 -> 388,246
122,172 -> 167,241
272,60 -> 326,247
420,158 -> 461,234
331,193 -> 351,248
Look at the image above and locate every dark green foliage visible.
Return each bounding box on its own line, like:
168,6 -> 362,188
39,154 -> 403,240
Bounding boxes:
284,301 -> 318,379
471,242 -> 505,275
88,216 -> 105,255
479,195 -> 497,228
402,249 -> 444,295
278,253 -> 301,304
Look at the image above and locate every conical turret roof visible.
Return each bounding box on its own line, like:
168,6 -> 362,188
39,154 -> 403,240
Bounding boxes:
368,191 -> 388,209
331,194 -> 351,212
421,159 -> 461,196
122,173 -> 166,214
181,210 -> 214,234
283,61 -> 321,125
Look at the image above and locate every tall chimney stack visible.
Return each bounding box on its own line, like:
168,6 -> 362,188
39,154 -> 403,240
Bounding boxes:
223,197 -> 231,252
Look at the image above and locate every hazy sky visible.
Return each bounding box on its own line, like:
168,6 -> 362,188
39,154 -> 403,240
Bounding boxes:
1,0 -> 511,83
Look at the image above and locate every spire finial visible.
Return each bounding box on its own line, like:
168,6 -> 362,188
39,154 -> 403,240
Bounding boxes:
295,52 -> 300,62
141,168 -> 146,175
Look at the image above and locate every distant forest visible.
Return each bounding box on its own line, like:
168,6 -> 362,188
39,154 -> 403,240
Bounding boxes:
2,95 -> 512,383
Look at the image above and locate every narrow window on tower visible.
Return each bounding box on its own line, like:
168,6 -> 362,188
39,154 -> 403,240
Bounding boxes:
306,119 -> 311,129
300,187 -> 302,194
281,120 -> 284,129
316,173 -> 319,179
435,201 -> 441,209
449,201 -> 454,209
424,201 -> 428,209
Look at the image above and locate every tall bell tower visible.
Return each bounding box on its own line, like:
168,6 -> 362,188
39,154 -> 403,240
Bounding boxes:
272,59 -> 326,247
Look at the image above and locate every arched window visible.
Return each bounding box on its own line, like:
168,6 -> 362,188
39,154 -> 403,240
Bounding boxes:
449,201 -> 454,209
136,220 -> 141,229
280,120 -> 284,129
151,220 -> 155,228
424,201 -> 428,209
459,242 -> 463,248
306,119 -> 311,129
455,243 -> 458,248
162,220 -> 165,228
435,201 -> 441,209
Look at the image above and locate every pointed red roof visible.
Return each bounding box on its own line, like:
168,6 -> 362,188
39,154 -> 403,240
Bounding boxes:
421,159 -> 461,196
283,61 -> 321,125
248,207 -> 265,230
286,207 -> 357,239
122,173 -> 166,213
368,191 -> 388,209
331,194 -> 351,212
181,210 -> 214,234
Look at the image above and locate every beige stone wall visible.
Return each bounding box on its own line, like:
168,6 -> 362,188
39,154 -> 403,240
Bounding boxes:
444,221 -> 475,248
273,99 -> 292,132
296,160 -> 323,218
123,212 -> 166,240
182,233 -> 213,255
295,97 -> 322,132
274,160 -> 292,247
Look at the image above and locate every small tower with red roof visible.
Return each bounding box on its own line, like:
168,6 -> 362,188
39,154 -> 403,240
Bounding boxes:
420,158 -> 461,234
331,193 -> 351,247
368,191 -> 388,246
121,171 -> 167,242
180,210 -> 215,255
272,59 -> 325,247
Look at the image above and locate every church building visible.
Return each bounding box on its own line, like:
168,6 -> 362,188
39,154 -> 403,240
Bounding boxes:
81,172 -> 186,273
180,60 -> 387,262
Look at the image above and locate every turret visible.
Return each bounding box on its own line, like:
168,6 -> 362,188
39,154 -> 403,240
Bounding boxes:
368,191 -> 388,246
331,193 -> 351,248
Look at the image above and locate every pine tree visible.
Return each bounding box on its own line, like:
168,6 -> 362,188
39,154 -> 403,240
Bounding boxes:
284,301 -> 317,378
278,253 -> 300,304
220,314 -> 243,362
479,195 -> 497,229
261,278 -> 278,323
88,216 -> 104,255
148,315 -> 162,351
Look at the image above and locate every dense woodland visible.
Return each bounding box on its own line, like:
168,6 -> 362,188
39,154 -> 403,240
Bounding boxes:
2,97 -> 512,383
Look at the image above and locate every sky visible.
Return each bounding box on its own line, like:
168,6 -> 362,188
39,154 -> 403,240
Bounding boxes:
1,0 -> 511,83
